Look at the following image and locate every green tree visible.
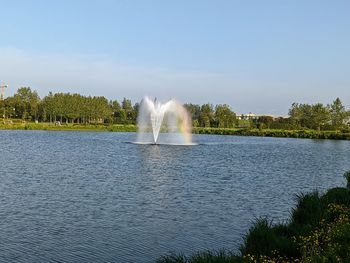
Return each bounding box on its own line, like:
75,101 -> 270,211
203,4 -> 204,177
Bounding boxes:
255,115 -> 274,129
132,102 -> 139,124
214,104 -> 236,128
122,98 -> 134,124
12,87 -> 40,120
184,103 -> 201,126
109,100 -> 121,123
311,103 -> 330,131
199,103 -> 214,127
329,98 -> 347,130
299,104 -> 313,129
288,103 -> 304,128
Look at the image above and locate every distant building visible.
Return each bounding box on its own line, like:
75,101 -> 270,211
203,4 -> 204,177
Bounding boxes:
0,84 -> 8,101
236,112 -> 257,120
236,113 -> 287,120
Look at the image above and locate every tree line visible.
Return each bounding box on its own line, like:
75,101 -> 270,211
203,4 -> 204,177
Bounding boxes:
0,87 -> 349,131
0,87 -> 138,124
287,99 -> 349,131
186,99 -> 350,131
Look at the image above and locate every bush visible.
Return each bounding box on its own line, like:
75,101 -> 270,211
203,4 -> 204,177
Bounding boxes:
290,192 -> 325,227
240,219 -> 298,258
322,187 -> 350,207
191,127 -> 350,140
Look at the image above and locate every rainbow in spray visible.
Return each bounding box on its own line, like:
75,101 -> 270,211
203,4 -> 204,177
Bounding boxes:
136,97 -> 194,145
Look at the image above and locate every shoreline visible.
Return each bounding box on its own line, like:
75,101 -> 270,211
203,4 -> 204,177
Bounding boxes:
1,122 -> 349,140
158,182 -> 350,263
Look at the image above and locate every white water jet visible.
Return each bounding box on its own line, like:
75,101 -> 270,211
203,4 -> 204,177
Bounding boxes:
136,97 -> 193,145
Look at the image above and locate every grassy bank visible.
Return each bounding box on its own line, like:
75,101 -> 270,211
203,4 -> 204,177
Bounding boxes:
193,127 -> 350,140
0,120 -> 137,132
1,120 -> 349,140
158,172 -> 350,263
157,171 -> 350,263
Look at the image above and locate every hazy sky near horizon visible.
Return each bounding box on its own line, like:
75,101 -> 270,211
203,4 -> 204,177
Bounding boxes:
0,0 -> 349,114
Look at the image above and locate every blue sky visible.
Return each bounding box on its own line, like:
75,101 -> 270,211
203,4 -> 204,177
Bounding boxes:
0,0 -> 349,114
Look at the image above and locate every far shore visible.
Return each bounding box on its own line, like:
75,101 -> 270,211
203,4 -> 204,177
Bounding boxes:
1,121 -> 350,140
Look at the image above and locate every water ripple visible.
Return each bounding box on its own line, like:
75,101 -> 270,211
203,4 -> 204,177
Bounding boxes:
0,131 -> 349,262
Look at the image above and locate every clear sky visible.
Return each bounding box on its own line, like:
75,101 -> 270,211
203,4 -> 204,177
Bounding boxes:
0,0 -> 349,114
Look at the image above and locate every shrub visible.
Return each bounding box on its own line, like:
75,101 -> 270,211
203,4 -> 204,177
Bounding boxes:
322,187 -> 350,207
240,219 -> 295,258
290,192 -> 325,228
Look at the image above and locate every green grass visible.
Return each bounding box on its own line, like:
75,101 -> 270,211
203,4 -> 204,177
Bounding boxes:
0,120 -> 137,132
193,127 -> 350,140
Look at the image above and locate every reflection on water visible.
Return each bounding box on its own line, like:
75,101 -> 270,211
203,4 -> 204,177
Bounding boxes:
0,131 -> 349,262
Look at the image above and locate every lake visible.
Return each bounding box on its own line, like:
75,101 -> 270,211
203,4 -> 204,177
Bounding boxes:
0,131 -> 349,262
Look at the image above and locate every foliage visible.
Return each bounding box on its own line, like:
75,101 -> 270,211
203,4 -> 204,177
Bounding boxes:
240,219 -> 298,258
329,98 -> 348,131
192,127 -> 350,140
199,103 -> 215,127
8,87 -> 40,120
288,98 -> 349,131
291,192 -> 325,227
2,88 -> 138,124
214,104 -> 236,128
0,121 -> 137,132
239,188 -> 350,262
1,88 -> 349,132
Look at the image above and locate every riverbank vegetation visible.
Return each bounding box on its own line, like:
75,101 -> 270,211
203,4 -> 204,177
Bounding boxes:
192,128 -> 350,140
1,121 -> 349,140
0,87 -> 349,139
157,172 -> 350,263
0,119 -> 136,132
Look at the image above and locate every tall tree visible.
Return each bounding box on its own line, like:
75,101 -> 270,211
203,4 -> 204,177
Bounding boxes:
288,103 -> 303,128
122,98 -> 134,124
13,87 -> 40,120
214,104 -> 236,128
311,103 -> 330,131
329,98 -> 347,130
199,103 -> 214,127
184,103 -> 201,127
255,115 -> 274,129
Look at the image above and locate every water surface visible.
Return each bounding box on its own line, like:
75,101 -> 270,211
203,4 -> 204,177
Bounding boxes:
0,131 -> 349,262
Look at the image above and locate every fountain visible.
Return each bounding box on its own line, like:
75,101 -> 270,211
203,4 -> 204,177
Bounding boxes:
136,97 -> 194,145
